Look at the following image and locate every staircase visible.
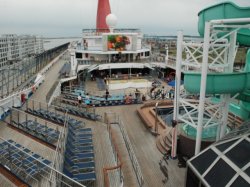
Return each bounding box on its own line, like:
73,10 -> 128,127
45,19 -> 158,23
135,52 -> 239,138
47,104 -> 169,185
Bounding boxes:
156,128 -> 173,154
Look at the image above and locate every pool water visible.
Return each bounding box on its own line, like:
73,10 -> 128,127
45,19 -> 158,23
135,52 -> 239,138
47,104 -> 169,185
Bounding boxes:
107,78 -> 152,90
181,124 -> 230,140
109,79 -> 148,84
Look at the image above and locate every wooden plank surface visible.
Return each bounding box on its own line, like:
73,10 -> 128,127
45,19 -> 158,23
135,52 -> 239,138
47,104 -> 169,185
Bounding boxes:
30,56 -> 66,103
0,173 -> 16,187
96,105 -> 186,187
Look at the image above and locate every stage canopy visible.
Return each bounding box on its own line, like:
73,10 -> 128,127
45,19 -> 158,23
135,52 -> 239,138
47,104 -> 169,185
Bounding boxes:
99,63 -> 144,70
77,62 -> 170,73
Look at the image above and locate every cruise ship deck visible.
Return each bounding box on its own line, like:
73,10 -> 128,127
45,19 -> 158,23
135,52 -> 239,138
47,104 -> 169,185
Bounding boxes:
0,50 -> 186,187
1,1 -> 250,187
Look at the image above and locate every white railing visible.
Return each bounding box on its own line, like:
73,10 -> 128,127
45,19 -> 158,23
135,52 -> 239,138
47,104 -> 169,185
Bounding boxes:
119,119 -> 144,187
0,137 -> 86,187
82,28 -> 142,36
0,74 -> 44,119
104,112 -> 144,187
0,49 -> 68,119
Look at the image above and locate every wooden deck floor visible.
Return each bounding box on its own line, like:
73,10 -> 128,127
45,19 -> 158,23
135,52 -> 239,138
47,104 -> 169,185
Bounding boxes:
110,125 -> 139,187
79,77 -> 186,187
0,52 -> 186,187
30,55 -> 66,103
0,173 -> 15,187
96,105 -> 186,187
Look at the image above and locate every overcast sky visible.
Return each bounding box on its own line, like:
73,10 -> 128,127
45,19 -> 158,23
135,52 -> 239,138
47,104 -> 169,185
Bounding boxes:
0,0 -> 249,37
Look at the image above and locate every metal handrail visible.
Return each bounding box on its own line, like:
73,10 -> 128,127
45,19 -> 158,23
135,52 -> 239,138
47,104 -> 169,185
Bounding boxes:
119,119 -> 144,187
0,137 -> 86,187
103,121 -> 123,187
104,112 -> 144,187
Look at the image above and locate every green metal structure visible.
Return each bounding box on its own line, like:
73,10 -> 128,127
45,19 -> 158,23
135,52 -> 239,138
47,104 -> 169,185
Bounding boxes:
198,1 -> 250,46
184,50 -> 250,119
184,2 -> 250,120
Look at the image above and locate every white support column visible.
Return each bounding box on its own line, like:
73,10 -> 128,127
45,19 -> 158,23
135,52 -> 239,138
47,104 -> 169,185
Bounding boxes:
165,44 -> 169,63
195,22 -> 211,155
227,31 -> 237,72
171,31 -> 183,159
220,94 -> 230,138
70,49 -> 77,76
216,121 -> 221,141
220,31 -> 237,139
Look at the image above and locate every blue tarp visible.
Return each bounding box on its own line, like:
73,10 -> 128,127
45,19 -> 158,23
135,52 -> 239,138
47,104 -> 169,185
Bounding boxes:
168,80 -> 183,87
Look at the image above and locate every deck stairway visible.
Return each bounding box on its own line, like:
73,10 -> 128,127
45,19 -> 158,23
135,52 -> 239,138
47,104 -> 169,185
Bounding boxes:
156,128 -> 173,155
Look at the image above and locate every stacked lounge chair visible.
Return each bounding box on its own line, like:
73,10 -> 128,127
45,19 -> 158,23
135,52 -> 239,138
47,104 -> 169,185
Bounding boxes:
0,139 -> 51,184
26,108 -> 84,128
11,120 -> 60,145
63,123 -> 96,185
62,91 -> 142,107
55,105 -> 101,121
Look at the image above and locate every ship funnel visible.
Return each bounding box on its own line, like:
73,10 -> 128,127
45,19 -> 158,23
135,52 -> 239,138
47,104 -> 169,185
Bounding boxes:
96,0 -> 111,32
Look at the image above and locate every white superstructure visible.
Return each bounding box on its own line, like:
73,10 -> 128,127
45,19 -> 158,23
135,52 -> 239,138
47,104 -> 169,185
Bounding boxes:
0,34 -> 44,67
75,28 -> 151,65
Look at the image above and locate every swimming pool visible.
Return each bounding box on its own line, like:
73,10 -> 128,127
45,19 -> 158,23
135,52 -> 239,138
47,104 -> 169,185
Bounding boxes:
181,124 -> 230,140
108,79 -> 152,90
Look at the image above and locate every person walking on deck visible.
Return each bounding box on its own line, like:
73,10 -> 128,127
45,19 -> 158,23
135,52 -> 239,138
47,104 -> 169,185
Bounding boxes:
105,89 -> 109,100
135,89 -> 141,102
78,94 -> 82,106
85,93 -> 90,105
161,86 -> 165,100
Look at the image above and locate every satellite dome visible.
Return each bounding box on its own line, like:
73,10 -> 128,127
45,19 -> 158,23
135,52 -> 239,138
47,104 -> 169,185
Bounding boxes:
106,14 -> 118,28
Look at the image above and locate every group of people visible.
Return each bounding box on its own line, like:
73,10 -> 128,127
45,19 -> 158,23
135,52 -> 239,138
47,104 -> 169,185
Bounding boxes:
77,88 -> 143,106
77,79 -> 178,107
77,85 -> 173,107
165,72 -> 175,83
107,89 -> 142,104
77,90 -> 109,107
124,94 -> 133,104
150,86 -> 175,100
77,93 -> 90,106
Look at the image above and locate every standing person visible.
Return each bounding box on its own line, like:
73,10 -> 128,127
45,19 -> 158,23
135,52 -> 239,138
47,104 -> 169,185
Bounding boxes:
142,94 -> 146,101
85,93 -> 90,105
161,86 -> 165,100
154,91 -> 157,100
151,91 -> 155,99
78,94 -> 82,106
170,87 -> 175,99
135,89 -> 140,101
150,86 -> 155,98
105,89 -> 109,100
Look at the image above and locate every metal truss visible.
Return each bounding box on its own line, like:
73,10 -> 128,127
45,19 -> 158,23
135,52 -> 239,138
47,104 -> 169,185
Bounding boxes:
172,18 -> 250,155
178,98 -> 223,129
